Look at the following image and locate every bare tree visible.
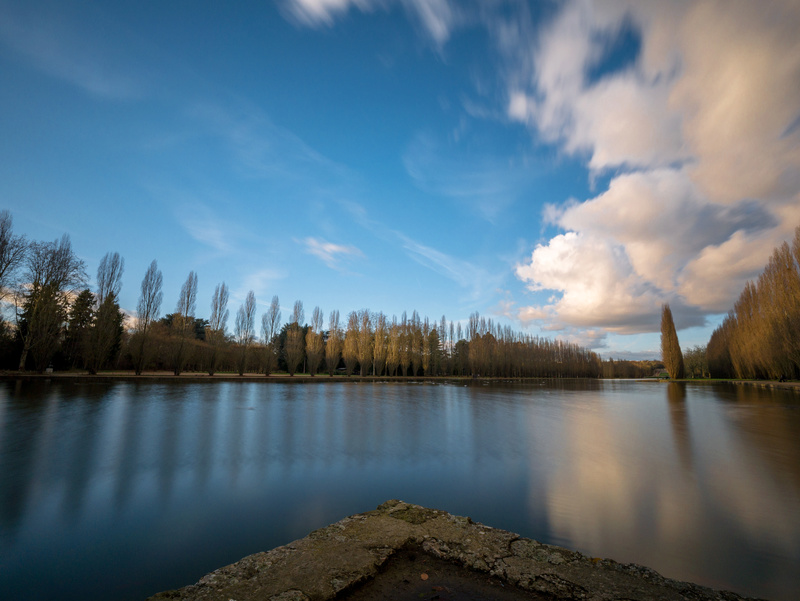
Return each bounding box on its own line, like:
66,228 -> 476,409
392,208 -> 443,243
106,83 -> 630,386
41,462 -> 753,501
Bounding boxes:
206,282 -> 230,375
357,309 -> 373,376
386,317 -> 400,376
133,260 -> 163,375
17,235 -> 87,371
373,312 -> 387,376
410,310 -> 422,376
172,271 -> 198,375
326,309 -> 342,376
234,290 -> 256,375
292,300 -> 304,327
399,311 -> 410,376
85,252 -> 125,373
305,306 -> 324,376
0,210 -> 27,302
284,299 -> 305,376
342,311 -> 359,376
683,345 -> 708,378
261,295 -> 281,376
96,251 -> 124,305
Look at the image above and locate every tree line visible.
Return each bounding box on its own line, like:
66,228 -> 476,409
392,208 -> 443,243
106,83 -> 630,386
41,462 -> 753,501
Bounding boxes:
0,210 -> 602,377
706,225 -> 800,379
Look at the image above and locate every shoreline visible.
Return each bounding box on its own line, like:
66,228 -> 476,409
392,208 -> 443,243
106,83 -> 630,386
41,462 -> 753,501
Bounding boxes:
2,370 -> 799,390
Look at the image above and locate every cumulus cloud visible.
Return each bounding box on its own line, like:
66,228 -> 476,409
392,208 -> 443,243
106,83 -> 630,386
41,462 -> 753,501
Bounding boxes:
512,0 -> 800,336
303,237 -> 363,269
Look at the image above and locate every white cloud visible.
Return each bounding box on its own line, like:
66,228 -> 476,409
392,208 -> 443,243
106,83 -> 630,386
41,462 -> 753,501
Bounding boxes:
303,237 -> 363,269
511,0 -> 800,335
283,0 -> 456,44
516,231 -> 678,334
285,0 -> 377,26
403,0 -> 455,45
507,2 -> 685,171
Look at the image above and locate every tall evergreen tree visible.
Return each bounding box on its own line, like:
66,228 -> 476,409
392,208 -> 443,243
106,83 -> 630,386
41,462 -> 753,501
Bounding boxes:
64,289 -> 94,368
661,304 -> 685,379
85,252 -> 125,374
17,235 -> 87,371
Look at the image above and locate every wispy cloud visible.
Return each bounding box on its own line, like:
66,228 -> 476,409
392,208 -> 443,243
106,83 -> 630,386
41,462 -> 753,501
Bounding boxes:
302,237 -> 363,269
403,132 -> 536,222
338,200 -> 504,304
0,6 -> 143,99
188,101 -> 355,190
282,0 -> 457,45
397,233 -> 502,303
177,210 -> 237,255
235,269 -> 287,305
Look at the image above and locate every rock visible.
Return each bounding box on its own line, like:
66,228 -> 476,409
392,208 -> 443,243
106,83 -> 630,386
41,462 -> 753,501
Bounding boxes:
146,500 -> 765,601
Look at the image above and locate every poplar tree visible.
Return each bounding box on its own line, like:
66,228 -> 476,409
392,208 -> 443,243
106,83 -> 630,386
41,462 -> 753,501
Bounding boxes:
325,309 -> 342,376
133,260 -> 163,375
261,295 -> 281,376
357,309 -> 373,376
372,312 -> 387,376
660,303 -> 685,379
172,271 -> 198,375
234,290 -> 256,375
85,252 -> 125,374
342,311 -> 359,376
206,282 -> 229,375
386,317 -> 400,376
284,300 -> 305,376
305,306 -> 324,376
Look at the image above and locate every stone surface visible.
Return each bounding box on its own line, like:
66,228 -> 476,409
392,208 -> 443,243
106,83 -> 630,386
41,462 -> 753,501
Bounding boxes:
147,500 -> 765,601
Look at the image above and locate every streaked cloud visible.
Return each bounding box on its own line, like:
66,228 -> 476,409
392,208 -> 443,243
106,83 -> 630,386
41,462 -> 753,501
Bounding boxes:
283,0 -> 457,44
397,233 -> 502,303
0,6 -> 143,99
403,132 -> 535,222
303,237 -> 363,269
188,102 -> 352,186
339,200 -> 504,304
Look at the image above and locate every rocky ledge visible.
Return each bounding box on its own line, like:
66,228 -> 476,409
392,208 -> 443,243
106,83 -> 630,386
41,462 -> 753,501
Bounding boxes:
148,500 -> 762,601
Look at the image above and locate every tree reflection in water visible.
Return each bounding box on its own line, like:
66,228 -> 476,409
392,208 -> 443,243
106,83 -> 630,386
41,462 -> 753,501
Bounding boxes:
0,379 -> 798,601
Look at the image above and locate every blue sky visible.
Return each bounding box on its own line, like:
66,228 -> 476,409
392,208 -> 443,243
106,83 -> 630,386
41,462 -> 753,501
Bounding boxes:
2,0 -> 799,359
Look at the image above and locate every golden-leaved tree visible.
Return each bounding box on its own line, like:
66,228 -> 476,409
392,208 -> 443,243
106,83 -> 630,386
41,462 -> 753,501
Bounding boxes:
660,304 -> 685,379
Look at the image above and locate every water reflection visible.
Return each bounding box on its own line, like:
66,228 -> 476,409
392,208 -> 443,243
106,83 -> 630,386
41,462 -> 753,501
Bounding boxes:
667,382 -> 693,472
0,380 -> 798,601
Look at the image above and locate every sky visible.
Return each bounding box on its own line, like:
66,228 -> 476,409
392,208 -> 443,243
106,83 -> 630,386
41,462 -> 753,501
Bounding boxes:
1,0 -> 799,359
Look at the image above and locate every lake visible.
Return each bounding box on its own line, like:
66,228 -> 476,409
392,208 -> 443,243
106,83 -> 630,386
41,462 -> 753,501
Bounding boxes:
1,378 -> 799,600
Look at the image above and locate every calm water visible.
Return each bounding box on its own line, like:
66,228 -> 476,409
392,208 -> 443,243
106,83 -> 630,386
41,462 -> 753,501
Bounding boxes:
1,379 -> 799,601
